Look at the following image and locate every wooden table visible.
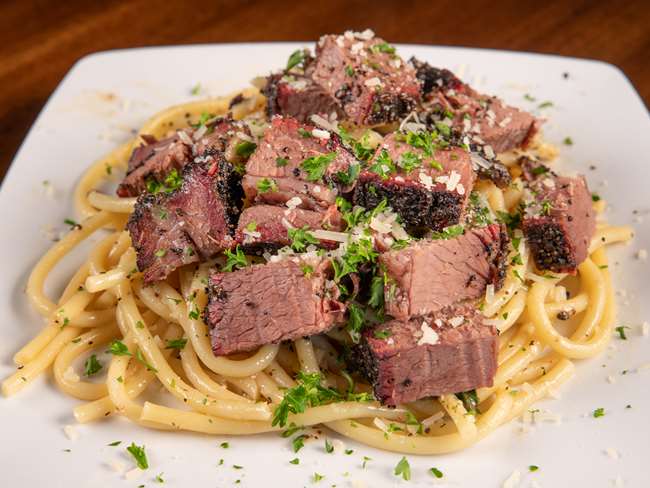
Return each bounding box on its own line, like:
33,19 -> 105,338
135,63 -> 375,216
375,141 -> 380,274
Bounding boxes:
1,0 -> 648,179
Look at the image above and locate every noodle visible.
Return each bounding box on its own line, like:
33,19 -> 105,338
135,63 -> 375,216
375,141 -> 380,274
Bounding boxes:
0,88 -> 633,456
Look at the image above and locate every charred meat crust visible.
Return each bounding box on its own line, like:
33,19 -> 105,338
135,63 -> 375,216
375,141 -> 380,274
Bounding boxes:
353,307 -> 499,406
409,57 -> 463,96
127,156 -> 242,283
353,177 -> 464,230
522,221 -> 576,272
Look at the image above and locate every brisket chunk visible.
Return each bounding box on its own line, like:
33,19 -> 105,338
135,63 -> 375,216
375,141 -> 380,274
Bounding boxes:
264,73 -> 344,123
117,117 -> 251,198
355,305 -> 498,406
243,116 -> 359,210
412,58 -> 538,154
520,157 -> 596,273
235,204 -> 343,253
205,260 -> 346,356
353,131 -> 475,230
117,134 -> 192,197
310,33 -> 420,126
380,223 -> 508,321
127,157 -> 242,283
264,31 -> 420,126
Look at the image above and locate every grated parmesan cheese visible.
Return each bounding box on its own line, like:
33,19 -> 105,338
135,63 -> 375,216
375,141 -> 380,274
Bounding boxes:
605,447 -> 620,460
311,128 -> 331,140
417,322 -> 440,346
642,321 -> 649,337
636,249 -> 648,261
63,367 -> 80,383
373,417 -> 388,432
364,77 -> 382,88
449,316 -> 464,328
419,171 -> 434,189
286,196 -> 302,209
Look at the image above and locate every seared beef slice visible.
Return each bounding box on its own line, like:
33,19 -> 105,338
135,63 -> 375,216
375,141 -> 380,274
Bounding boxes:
381,224 -> 508,321
127,158 -> 241,283
355,305 -> 498,405
242,116 -> 358,209
117,134 -> 192,197
310,33 -> 420,125
353,132 -> 475,229
205,260 -> 345,355
412,58 -> 538,154
235,204 -> 343,252
521,159 -> 596,273
265,31 -> 420,126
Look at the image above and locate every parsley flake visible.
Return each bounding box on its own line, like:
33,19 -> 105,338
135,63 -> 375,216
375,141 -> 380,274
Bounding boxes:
126,443 -> 148,470
394,457 -> 411,481
83,354 -> 102,377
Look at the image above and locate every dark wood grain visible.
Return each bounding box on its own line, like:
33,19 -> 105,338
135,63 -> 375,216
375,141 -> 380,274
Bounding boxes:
1,0 -> 648,179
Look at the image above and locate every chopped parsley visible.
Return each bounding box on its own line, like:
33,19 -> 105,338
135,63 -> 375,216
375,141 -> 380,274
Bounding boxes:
529,465 -> 539,472
456,389 -> 479,415
234,141 -> 257,159
538,101 -> 554,109
593,407 -> 605,418
312,473 -> 324,482
286,49 -> 306,71
64,218 -> 80,229
256,177 -> 278,193
275,157 -> 288,167
338,127 -> 376,162
615,326 -> 630,340
362,456 -> 372,469
430,467 -> 444,478
155,473 -> 164,483
154,249 -> 167,258
289,458 -> 299,465
430,224 -> 464,240
281,422 -> 303,438
345,65 -> 355,76
108,441 -> 121,446
524,93 -> 536,102
222,246 -> 248,272
297,127 -> 312,138
135,349 -> 158,373
300,152 -> 336,181
468,192 -> 493,227
126,443 -> 149,470
190,83 -> 201,95
220,442 -> 229,448
371,42 -> 396,54
591,193 -> 601,202
531,165 -> 549,175
336,162 -> 360,185
272,372 -> 344,427
397,151 -> 422,173
368,149 -> 396,179
288,226 -> 319,252
292,434 -> 306,453
563,137 -> 573,146
346,302 -> 365,343
165,338 -> 188,350
83,354 -> 103,377
540,200 -> 553,216
325,439 -> 334,453
373,329 -> 391,340
301,264 -> 314,276
368,274 -> 385,311
394,457 -> 411,481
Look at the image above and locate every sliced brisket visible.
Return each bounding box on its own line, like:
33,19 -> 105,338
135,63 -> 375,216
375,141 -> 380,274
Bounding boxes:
117,134 -> 192,197
205,260 -> 346,355
127,157 -> 242,283
264,73 -> 344,123
520,157 -> 596,273
235,204 -> 343,252
117,117 -> 251,198
380,223 -> 508,321
353,131 -> 475,230
412,58 -> 538,154
243,116 -> 358,209
355,304 -> 498,406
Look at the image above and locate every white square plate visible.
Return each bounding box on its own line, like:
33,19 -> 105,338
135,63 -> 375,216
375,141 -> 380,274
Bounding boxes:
1,43 -> 649,488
